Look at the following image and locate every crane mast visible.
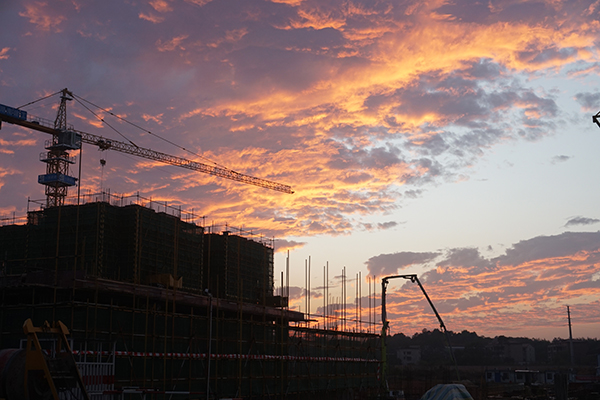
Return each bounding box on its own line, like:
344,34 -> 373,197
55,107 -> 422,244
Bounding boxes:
38,90 -> 79,207
0,89 -> 293,207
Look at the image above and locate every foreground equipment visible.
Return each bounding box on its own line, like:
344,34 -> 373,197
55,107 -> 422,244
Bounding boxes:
420,384 -> 474,400
0,319 -> 90,400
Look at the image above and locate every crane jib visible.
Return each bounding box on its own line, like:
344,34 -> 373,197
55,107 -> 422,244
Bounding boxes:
0,102 -> 293,194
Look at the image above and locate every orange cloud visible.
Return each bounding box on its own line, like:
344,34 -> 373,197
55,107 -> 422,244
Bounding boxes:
150,0 -> 172,13
0,47 -> 10,60
142,113 -> 164,124
0,138 -> 37,147
156,35 -> 189,52
139,12 -> 164,23
194,2 -> 596,138
19,2 -> 66,32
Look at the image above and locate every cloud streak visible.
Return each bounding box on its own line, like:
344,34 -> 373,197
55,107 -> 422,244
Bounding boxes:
565,216 -> 600,227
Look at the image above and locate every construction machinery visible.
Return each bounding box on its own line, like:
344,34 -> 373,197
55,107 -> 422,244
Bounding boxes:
0,88 -> 293,207
0,319 -> 89,400
380,274 -> 459,393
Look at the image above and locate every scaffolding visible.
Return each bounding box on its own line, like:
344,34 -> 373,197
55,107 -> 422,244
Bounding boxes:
0,196 -> 380,399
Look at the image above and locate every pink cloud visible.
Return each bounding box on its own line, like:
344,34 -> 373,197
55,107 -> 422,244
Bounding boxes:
19,2 -> 66,31
0,47 -> 10,60
139,13 -> 165,24
156,35 -> 189,52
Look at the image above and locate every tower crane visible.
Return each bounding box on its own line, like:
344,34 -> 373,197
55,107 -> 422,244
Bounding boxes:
0,88 -> 293,207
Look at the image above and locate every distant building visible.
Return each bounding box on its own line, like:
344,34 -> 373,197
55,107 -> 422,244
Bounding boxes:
485,369 -> 553,385
548,339 -> 591,365
487,338 -> 535,364
397,347 -> 421,365
548,340 -> 569,362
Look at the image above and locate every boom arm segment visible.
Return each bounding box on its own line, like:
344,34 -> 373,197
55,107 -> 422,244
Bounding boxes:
77,130 -> 294,193
0,108 -> 294,194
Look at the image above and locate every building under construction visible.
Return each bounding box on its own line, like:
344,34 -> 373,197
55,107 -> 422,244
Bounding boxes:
0,193 -> 381,399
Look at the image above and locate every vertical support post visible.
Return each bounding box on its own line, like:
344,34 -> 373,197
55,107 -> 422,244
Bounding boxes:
206,291 -> 213,400
308,256 -> 311,323
568,306 -> 574,368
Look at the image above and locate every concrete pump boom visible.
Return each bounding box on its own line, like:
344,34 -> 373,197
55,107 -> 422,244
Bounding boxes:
0,92 -> 294,197
380,274 -> 460,393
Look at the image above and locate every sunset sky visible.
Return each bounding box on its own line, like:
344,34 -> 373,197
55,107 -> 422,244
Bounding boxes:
1,0 -> 600,340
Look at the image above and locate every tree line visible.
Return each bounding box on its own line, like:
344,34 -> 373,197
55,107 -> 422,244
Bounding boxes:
387,329 -> 600,366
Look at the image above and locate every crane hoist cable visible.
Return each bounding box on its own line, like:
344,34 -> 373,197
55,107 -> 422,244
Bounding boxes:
72,93 -> 227,171
21,89 -> 259,175
72,93 -> 140,149
17,90 -> 63,109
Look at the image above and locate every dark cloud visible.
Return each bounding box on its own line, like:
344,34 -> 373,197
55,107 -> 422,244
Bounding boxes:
361,220 -> 399,231
365,64 -> 559,160
286,286 -> 305,300
517,46 -> 577,66
551,155 -> 570,164
383,73 -> 490,124
449,127 -> 505,157
438,247 -> 495,271
274,239 -> 307,252
326,142 -> 404,171
227,46 -> 336,93
401,158 -> 445,186
412,133 -> 450,156
244,25 -> 346,55
434,0 -> 557,24
341,172 -> 373,184
377,221 -> 398,230
565,217 -> 600,227
493,1 -> 558,23
462,58 -> 505,80
574,92 -> 600,112
497,231 -> 600,267
402,189 -> 423,199
365,251 -> 440,276
434,1 -> 492,24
